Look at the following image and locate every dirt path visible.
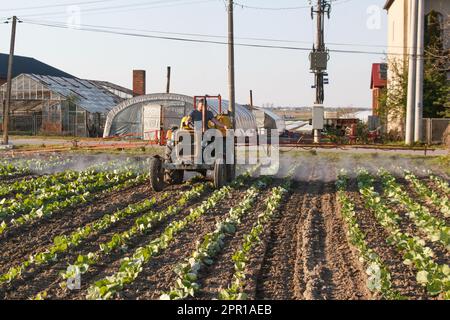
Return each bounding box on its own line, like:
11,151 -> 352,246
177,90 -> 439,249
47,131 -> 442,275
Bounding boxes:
255,166 -> 370,300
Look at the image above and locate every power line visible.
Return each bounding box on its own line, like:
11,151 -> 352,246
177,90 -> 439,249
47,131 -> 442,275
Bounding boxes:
21,18 -> 417,51
233,0 -> 354,11
16,0 -> 214,19
18,19 -> 408,57
0,0 -> 117,12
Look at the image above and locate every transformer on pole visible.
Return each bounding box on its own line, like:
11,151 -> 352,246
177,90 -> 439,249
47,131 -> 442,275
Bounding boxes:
310,0 -> 331,144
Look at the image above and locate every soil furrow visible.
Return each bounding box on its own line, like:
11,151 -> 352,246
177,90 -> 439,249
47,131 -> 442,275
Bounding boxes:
193,186 -> 276,300
117,185 -> 251,300
0,182 -> 154,274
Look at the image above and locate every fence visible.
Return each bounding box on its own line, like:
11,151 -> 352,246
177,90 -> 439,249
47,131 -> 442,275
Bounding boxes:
423,118 -> 450,145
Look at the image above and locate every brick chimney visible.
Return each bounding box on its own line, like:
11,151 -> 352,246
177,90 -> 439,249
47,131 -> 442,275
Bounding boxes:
133,70 -> 146,96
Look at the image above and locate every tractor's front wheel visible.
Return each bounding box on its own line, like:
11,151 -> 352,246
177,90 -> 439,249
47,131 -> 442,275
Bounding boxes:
149,157 -> 165,192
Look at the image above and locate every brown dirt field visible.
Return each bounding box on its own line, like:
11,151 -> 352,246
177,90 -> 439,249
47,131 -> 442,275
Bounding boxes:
0,182 -> 204,299
0,166 -> 448,300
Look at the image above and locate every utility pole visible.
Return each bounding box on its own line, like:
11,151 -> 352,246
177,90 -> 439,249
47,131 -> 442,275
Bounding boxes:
166,66 -> 171,94
414,0 -> 424,143
2,16 -> 18,146
227,0 -> 236,178
310,0 -> 330,144
406,0 -> 418,145
228,0 -> 236,129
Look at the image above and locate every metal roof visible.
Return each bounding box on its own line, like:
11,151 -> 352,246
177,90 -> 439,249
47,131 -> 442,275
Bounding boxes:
0,53 -> 74,79
29,74 -> 123,113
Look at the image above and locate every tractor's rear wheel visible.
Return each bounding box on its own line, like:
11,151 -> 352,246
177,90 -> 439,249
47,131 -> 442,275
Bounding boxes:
149,157 -> 165,192
214,159 -> 226,189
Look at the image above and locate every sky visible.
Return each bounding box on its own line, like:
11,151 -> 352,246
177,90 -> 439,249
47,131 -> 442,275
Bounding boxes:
0,0 -> 389,108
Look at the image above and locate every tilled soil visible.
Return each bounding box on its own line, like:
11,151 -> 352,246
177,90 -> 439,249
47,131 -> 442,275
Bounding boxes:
255,166 -> 370,300
0,183 -> 201,300
1,169 -> 448,300
117,183 -> 253,300
194,186 -> 279,300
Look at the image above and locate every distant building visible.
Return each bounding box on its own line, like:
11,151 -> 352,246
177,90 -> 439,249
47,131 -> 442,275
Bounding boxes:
370,63 -> 387,116
0,53 -> 74,86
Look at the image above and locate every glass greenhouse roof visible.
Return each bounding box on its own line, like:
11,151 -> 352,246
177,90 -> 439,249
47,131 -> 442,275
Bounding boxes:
0,74 -> 123,113
29,74 -> 123,113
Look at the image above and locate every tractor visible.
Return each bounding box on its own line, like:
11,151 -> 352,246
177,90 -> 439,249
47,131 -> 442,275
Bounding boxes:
149,95 -> 235,191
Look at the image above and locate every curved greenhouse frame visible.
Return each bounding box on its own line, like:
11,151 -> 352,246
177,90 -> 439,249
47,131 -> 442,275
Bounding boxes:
103,93 -> 257,139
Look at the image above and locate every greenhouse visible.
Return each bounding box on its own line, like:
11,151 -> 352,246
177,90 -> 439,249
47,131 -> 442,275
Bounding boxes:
0,74 -> 129,137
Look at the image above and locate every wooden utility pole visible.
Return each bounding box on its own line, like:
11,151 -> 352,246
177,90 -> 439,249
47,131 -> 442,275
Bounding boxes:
227,0 -> 236,178
2,16 -> 18,146
166,66 -> 171,94
228,0 -> 236,129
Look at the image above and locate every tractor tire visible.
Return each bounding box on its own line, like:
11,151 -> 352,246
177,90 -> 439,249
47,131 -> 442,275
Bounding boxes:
163,139 -> 184,184
214,159 -> 226,189
149,157 -> 165,192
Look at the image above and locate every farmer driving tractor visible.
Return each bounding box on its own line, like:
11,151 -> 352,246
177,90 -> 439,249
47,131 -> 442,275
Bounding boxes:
149,95 -> 234,192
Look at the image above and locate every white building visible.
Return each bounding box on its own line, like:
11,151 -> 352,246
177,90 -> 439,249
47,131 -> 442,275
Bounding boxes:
384,0 -> 449,133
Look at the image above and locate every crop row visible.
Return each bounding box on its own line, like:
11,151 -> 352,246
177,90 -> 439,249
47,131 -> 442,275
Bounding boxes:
58,183 -> 209,290
403,171 -> 449,218
336,170 -> 403,300
0,171 -> 146,235
218,181 -> 291,300
86,175 -> 250,300
357,169 -> 449,299
161,178 -> 270,300
380,170 -> 449,250
0,174 -> 151,285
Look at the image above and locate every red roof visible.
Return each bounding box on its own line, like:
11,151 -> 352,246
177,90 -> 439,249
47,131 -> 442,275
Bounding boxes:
370,63 -> 387,89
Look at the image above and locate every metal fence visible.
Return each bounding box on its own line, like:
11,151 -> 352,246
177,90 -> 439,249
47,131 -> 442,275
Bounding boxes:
423,118 -> 450,145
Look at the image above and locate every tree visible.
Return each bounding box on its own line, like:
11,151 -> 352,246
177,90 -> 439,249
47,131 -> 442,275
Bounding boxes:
423,11 -> 449,118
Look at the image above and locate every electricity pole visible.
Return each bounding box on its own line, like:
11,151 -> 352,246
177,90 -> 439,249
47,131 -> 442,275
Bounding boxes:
310,0 -> 330,144
228,0 -> 236,130
227,0 -> 236,178
2,16 -> 18,146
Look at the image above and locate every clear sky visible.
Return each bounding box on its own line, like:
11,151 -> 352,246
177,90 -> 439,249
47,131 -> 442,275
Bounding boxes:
0,0 -> 389,108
